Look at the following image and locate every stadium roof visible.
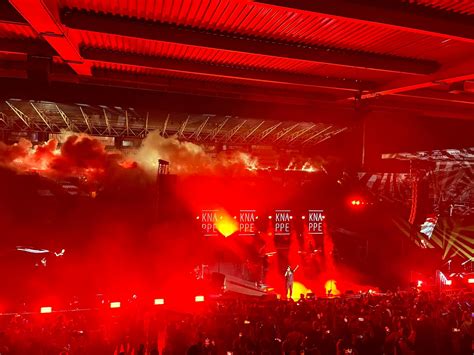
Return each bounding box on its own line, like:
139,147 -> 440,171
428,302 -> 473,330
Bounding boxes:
0,0 -> 472,121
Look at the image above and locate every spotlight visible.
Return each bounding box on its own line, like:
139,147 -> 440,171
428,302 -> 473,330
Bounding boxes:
195,295 -> 205,303
255,216 -> 259,220
154,298 -> 165,305
350,199 -> 366,207
468,278 -> 474,284
40,306 -> 52,314
268,216 -> 272,220
196,216 -> 200,220
110,302 -> 121,309
290,216 -> 293,220
301,216 -> 305,220
445,280 -> 452,286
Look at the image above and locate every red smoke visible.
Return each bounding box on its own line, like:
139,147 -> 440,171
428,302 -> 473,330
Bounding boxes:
0,135 -> 140,184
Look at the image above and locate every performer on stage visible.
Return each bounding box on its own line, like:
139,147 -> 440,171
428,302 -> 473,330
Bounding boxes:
285,265 -> 299,299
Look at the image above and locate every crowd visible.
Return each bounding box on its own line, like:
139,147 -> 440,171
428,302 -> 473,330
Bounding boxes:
0,290 -> 472,354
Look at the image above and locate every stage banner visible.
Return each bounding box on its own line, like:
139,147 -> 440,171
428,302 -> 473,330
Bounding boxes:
201,209 -> 218,236
307,210 -> 324,235
239,210 -> 257,236
274,209 -> 291,236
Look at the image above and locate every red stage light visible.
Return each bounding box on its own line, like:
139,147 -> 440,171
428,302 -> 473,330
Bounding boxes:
468,278 -> 474,284
154,298 -> 165,305
301,216 -> 305,220
110,302 -> 121,309
195,295 -> 205,302
196,216 -> 200,220
350,199 -> 366,206
417,280 -> 423,287
268,216 -> 272,220
40,306 -> 52,314
445,280 -> 452,286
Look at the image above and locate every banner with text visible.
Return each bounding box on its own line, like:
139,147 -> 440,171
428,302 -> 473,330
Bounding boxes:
274,210 -> 292,236
201,209 -> 218,236
307,210 -> 324,235
239,210 -> 257,236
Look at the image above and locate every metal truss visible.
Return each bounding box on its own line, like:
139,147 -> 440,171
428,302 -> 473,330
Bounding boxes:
161,114 -> 169,137
79,106 -> 93,133
223,120 -> 247,143
286,124 -> 316,144
255,122 -> 283,143
1,101 -> 152,138
188,116 -> 209,141
205,116 -> 229,141
177,115 -> 189,139
242,121 -> 265,142
30,103 -> 52,130
0,101 -> 348,147
273,123 -> 299,142
5,101 -> 31,127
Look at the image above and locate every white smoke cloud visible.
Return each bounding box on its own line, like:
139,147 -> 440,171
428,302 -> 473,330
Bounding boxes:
132,130 -> 258,176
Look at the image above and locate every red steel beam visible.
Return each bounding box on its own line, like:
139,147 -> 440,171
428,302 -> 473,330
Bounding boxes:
89,68 -> 338,105
61,9 -> 438,75
258,0 -> 474,44
89,70 -> 474,121
9,0 -> 90,75
393,89 -> 474,107
82,47 -> 375,92
358,60 -> 474,99
0,38 -> 55,56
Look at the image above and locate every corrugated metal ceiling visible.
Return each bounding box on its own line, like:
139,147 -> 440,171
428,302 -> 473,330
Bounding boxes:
91,61 -> 353,99
405,0 -> 474,15
70,30 -> 406,83
60,0 -> 473,62
0,23 -> 38,39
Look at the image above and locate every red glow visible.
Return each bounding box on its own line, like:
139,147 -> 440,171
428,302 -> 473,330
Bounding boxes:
40,306 -> 52,314
195,295 -> 205,302
445,280 -> 452,286
154,298 -> 165,305
110,301 -> 121,309
324,280 -> 340,296
468,278 -> 474,284
289,282 -> 312,301
215,210 -> 238,237
350,199 -> 365,207
119,160 -> 137,169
